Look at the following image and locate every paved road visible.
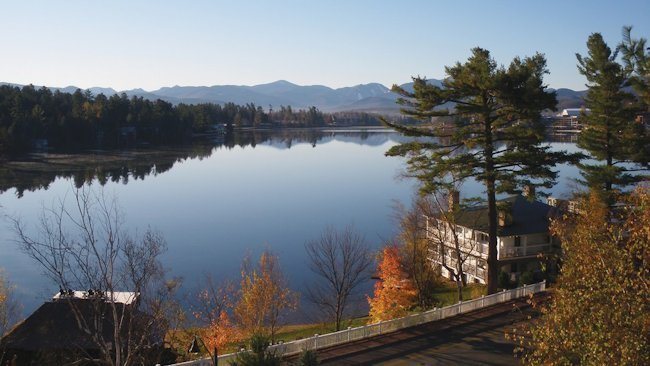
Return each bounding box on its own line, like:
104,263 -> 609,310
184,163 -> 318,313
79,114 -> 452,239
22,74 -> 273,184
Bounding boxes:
315,294 -> 544,366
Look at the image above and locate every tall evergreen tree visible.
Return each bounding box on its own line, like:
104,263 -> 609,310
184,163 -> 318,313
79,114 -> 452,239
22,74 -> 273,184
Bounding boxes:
576,33 -> 649,201
620,26 -> 650,107
384,48 -> 574,294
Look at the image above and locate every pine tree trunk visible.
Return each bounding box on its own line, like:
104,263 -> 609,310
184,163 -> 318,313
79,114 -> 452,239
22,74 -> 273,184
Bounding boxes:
486,180 -> 499,295
485,112 -> 499,295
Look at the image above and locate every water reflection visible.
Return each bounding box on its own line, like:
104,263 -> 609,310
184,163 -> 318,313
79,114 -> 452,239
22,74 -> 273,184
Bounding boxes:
0,129 -> 409,197
0,128 -> 583,322
0,128 -> 422,320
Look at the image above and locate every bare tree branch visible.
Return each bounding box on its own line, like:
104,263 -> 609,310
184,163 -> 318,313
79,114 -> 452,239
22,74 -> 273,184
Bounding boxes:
304,225 -> 372,331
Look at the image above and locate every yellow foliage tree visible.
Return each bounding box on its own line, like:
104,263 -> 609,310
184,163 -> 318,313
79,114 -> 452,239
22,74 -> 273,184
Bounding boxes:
517,188 -> 650,364
368,245 -> 416,323
234,250 -> 297,341
0,271 -> 19,337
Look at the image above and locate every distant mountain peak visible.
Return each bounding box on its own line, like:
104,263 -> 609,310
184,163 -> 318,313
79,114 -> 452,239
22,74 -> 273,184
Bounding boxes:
264,79 -> 297,86
2,80 -> 588,114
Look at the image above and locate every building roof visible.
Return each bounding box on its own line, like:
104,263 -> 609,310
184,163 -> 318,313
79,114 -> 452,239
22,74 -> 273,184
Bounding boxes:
449,195 -> 556,237
560,108 -> 590,117
0,300 -> 134,351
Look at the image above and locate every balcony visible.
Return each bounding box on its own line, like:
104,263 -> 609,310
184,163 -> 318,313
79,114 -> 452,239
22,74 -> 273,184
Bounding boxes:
500,243 -> 553,259
426,228 -> 489,258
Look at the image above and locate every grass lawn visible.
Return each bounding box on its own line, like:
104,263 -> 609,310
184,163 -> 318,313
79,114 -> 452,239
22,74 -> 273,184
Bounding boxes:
171,281 -> 488,361
272,316 -> 370,343
244,282 -> 487,346
431,282 -> 487,307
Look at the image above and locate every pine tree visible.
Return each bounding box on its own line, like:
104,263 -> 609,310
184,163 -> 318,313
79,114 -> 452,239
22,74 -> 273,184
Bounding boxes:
385,48 -> 575,294
576,33 -> 649,201
620,26 -> 650,107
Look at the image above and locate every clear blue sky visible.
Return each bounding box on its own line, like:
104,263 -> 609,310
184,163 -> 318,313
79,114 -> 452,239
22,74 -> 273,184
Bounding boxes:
2,0 -> 649,91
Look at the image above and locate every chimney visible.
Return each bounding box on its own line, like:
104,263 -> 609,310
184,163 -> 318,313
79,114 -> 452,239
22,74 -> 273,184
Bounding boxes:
498,204 -> 513,227
448,190 -> 460,211
523,184 -> 535,199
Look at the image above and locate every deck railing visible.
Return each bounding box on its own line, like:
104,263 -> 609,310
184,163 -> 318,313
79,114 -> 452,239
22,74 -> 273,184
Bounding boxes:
170,281 -> 546,366
501,243 -> 553,259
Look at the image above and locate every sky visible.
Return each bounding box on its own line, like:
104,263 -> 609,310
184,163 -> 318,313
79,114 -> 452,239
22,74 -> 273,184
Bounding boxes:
1,0 -> 649,92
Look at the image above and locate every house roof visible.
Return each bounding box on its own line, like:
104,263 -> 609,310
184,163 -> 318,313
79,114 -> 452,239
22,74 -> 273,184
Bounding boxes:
0,300 -> 133,351
448,195 -> 556,237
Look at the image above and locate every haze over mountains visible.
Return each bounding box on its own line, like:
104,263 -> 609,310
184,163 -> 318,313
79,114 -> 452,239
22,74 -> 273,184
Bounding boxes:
2,80 -> 587,115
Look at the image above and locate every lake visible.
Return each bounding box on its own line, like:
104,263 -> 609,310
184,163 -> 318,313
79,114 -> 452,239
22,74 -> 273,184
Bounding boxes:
0,129 -> 583,320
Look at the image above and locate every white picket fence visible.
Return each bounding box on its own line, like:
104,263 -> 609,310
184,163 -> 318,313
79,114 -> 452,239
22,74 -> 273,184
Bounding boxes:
172,281 -> 546,366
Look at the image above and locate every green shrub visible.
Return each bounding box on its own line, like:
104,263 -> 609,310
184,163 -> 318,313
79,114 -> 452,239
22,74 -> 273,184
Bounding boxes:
298,349 -> 319,366
498,271 -> 511,289
519,270 -> 534,286
229,334 -> 281,366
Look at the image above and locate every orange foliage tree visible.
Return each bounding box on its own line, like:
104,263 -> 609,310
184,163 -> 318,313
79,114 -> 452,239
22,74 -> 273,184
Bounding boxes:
368,245 -> 416,323
192,278 -> 243,355
200,311 -> 241,354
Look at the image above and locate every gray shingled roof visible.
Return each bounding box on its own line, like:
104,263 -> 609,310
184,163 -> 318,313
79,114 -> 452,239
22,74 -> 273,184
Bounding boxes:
0,299 -> 153,352
450,195 -> 555,237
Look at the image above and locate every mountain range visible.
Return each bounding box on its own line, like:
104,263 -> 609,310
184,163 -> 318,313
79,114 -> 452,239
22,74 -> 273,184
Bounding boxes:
2,80 -> 587,115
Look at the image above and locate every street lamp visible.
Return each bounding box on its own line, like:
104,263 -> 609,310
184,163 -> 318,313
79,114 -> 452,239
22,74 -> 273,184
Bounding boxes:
188,335 -> 218,366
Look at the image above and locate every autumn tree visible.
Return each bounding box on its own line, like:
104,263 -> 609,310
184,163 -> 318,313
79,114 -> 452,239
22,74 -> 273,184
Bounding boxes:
0,271 -> 19,338
304,225 -> 373,331
576,33 -> 649,202
368,245 -> 416,323
0,271 -> 20,364
385,48 -> 574,294
393,196 -> 440,308
234,250 -> 297,341
191,276 -> 242,358
518,188 -> 650,364
8,187 -> 176,366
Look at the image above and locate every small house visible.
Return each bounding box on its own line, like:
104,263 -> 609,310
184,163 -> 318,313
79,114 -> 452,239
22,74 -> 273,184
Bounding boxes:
0,290 -> 171,365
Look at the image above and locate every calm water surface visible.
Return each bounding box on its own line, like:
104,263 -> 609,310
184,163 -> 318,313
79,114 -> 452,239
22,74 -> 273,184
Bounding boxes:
0,129 -> 582,319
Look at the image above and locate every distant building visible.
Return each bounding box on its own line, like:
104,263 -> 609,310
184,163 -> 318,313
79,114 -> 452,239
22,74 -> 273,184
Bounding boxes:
549,108 -> 590,132
636,111 -> 650,130
425,191 -> 561,285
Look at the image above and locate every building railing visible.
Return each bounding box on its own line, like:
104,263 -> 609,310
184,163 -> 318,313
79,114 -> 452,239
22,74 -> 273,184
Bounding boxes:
171,281 -> 546,366
501,243 -> 553,259
426,228 -> 490,257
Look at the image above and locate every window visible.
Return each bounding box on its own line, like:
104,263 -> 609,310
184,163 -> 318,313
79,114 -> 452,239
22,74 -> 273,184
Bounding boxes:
476,232 -> 489,242
514,236 -> 521,247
